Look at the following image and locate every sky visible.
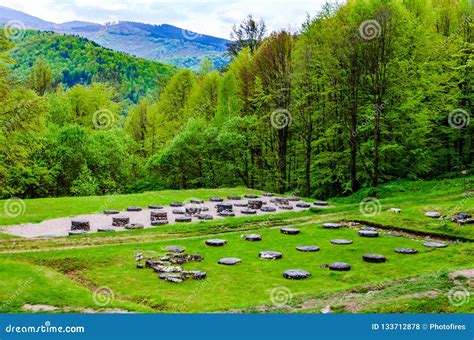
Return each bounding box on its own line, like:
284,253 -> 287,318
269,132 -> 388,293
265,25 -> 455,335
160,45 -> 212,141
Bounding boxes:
0,0 -> 329,39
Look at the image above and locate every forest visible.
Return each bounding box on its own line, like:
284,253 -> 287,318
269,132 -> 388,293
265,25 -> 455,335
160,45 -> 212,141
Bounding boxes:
0,0 -> 472,200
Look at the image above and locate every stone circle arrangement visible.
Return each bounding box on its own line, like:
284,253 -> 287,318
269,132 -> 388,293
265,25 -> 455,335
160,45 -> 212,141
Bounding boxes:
133,218 -> 450,284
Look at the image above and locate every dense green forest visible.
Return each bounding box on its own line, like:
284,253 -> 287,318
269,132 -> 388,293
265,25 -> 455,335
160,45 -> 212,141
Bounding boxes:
0,0 -> 472,200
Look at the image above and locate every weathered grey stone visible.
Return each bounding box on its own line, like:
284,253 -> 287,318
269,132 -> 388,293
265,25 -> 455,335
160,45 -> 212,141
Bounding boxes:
205,239 -> 227,246
283,269 -> 311,280
201,207 -> 209,212
218,258 -> 242,265
263,193 -> 275,197
183,270 -> 207,280
165,246 -> 185,253
394,248 -> 418,254
216,203 -> 233,213
175,216 -> 192,223
197,214 -> 213,220
219,211 -> 235,217
209,197 -> 224,202
329,262 -> 351,271
170,202 -> 184,207
103,210 -> 119,215
185,206 -> 202,216
151,211 -> 167,221
278,205 -> 294,210
127,206 -> 142,212
243,234 -> 262,241
227,196 -> 242,200
296,245 -> 320,252
423,241 -> 447,248
191,254 -> 204,262
112,216 -> 129,227
361,226 -> 377,231
244,194 -> 259,199
261,206 -> 276,212
154,265 -> 183,273
148,205 -> 164,209
323,222 -> 342,229
68,230 -> 87,236
190,199 -> 204,204
159,273 -> 183,283
330,239 -> 353,245
71,220 -> 90,231
151,220 -> 169,226
358,230 -> 379,237
241,208 -> 257,215
248,200 -> 263,210
125,223 -> 144,230
296,202 -> 311,208
259,251 -> 282,260
313,201 -> 328,206
425,211 -> 441,218
275,197 -> 290,206
288,196 -> 300,202
172,209 -> 185,215
234,202 -> 249,207
386,231 -> 402,237
97,227 -> 115,232
362,254 -> 387,263
280,228 -> 300,235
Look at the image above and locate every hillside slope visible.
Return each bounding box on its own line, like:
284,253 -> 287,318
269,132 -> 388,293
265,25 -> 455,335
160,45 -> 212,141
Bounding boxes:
10,30 -> 176,103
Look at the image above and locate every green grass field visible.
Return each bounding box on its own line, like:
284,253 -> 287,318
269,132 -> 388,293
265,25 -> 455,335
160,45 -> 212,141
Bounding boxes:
0,177 -> 472,313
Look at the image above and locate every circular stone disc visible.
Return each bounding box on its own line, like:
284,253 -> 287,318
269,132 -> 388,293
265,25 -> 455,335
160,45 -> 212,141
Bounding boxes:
190,199 -> 204,204
362,254 -> 387,263
296,245 -> 320,252
209,197 -> 224,202
205,239 -> 227,246
244,234 -> 262,241
172,209 -> 185,215
151,220 -> 169,226
278,205 -> 294,210
329,262 -> 351,271
259,251 -> 283,260
125,223 -> 145,230
175,216 -> 192,223
394,248 -> 418,254
331,239 -> 353,245
313,201 -> 328,206
218,258 -> 242,265
261,206 -> 276,212
170,202 -> 184,207
227,196 -> 241,200
68,230 -> 86,236
219,211 -> 235,217
165,246 -> 185,253
323,222 -> 342,229
97,227 -> 115,232
103,210 -> 119,215
241,208 -> 257,215
127,206 -> 142,212
283,269 -> 311,280
244,194 -> 259,199
263,193 -> 275,197
234,202 -> 248,207
423,242 -> 447,248
148,205 -> 164,209
188,270 -> 207,280
197,214 -> 213,220
296,202 -> 311,208
358,230 -> 379,237
288,196 -> 300,201
425,211 -> 440,218
280,228 -> 300,235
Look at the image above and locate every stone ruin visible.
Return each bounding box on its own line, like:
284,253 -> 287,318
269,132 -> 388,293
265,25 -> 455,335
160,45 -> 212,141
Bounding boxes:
151,211 -> 168,226
136,248 -> 206,283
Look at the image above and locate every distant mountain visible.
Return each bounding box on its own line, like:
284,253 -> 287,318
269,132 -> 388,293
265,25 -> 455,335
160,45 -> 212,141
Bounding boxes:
0,6 -> 230,70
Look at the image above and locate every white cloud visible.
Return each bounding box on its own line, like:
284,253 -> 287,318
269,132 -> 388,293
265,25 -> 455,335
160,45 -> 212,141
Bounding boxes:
0,0 -> 327,38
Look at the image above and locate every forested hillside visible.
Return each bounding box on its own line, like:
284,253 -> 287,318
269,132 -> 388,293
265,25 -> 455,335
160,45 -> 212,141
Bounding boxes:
0,0 -> 472,200
10,31 -> 176,103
